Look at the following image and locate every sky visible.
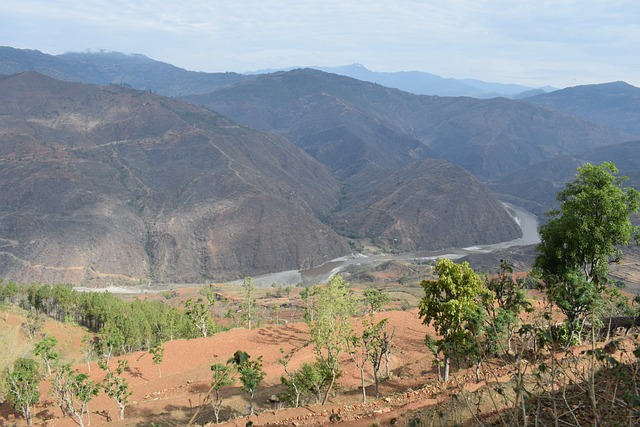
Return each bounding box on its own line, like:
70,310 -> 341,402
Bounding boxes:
2,0 -> 640,88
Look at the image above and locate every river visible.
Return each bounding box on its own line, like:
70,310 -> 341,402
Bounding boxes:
244,203 -> 540,287
77,203 -> 540,292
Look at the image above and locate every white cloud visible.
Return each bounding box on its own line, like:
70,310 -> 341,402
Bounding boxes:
1,0 -> 639,87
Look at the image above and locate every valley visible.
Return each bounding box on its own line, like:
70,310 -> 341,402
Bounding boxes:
1,47 -> 640,427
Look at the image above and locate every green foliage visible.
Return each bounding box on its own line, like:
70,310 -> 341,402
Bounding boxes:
149,343 -> 165,378
362,317 -> 395,398
34,334 -> 59,376
597,285 -> 635,317
279,359 -> 333,406
241,276 -> 257,330
8,282 -> 198,353
363,287 -> 391,314
96,321 -> 125,364
305,275 -> 358,404
236,354 -> 266,415
100,359 -> 132,420
3,358 -> 41,426
485,260 -> 533,353
418,259 -> 487,381
209,363 -> 235,424
184,298 -> 215,338
0,279 -> 18,305
534,162 -> 640,333
51,363 -> 100,427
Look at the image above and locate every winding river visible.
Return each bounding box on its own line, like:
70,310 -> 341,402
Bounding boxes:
246,203 -> 541,287
77,203 -> 540,292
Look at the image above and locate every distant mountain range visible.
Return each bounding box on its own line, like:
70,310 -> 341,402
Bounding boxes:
522,81 -> 640,137
0,47 -> 548,98
1,47 -> 639,285
252,63 -> 555,98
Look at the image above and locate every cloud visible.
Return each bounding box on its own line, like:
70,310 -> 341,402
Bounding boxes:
1,0 -> 640,87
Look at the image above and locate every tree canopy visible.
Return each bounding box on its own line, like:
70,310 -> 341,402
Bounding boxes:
418,258 -> 487,381
534,161 -> 640,327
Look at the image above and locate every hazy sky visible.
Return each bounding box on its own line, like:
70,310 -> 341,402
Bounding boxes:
2,1 -> 639,88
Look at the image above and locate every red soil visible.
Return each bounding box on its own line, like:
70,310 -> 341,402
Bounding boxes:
1,309 -> 443,427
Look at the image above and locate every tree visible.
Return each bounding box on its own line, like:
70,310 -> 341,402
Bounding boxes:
187,363 -> 235,425
96,322 -> 125,364
241,276 -> 257,329
485,260 -> 532,353
81,335 -> 95,372
34,334 -> 59,376
364,317 -> 395,398
363,288 -> 391,314
305,275 -> 358,404
100,359 -> 132,420
149,343 -> 164,378
209,363 -> 235,423
279,360 -> 332,406
51,363 -> 100,427
534,162 -> 640,336
346,328 -> 370,403
278,348 -> 302,407
533,162 -> 640,424
3,358 -> 41,426
22,308 -> 44,340
184,293 -> 215,338
0,279 -> 18,305
418,258 -> 486,382
237,355 -> 266,416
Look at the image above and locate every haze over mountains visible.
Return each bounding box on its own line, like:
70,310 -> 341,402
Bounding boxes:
1,47 -> 639,285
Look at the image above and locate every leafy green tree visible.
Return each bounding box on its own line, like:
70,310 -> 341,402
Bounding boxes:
184,295 -> 215,338
100,359 -> 132,420
278,348 -> 302,407
209,363 -> 235,423
51,363 -> 100,427
34,334 -> 59,376
241,276 -> 257,330
418,259 -> 487,382
3,358 -> 41,426
534,162 -> 640,337
485,260 -> 532,353
237,355 -> 266,416
0,279 -> 18,305
305,275 -> 358,404
363,288 -> 391,314
364,317 -> 395,398
279,360 -> 332,406
149,343 -> 165,378
96,322 -> 125,364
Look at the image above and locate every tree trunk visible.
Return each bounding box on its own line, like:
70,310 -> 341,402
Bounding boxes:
374,368 -> 380,399
322,370 -> 336,405
360,366 -> 367,403
443,356 -> 450,382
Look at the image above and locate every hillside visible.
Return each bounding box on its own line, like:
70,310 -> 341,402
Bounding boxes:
187,68 -> 632,180
0,47 -> 248,97
332,159 -> 521,251
0,72 -> 349,284
523,81 -> 640,137
491,139 -> 640,219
